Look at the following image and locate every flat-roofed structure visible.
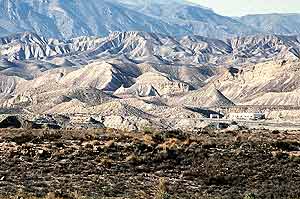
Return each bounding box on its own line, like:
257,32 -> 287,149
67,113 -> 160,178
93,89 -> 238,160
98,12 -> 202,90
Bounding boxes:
228,112 -> 265,120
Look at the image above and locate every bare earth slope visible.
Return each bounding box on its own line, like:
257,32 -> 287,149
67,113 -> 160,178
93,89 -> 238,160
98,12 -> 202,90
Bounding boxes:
1,31 -> 300,128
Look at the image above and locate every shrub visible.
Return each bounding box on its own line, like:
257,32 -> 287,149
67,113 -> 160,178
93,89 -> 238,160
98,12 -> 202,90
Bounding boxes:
155,178 -> 170,199
143,126 -> 155,133
244,192 -> 256,199
273,141 -> 300,151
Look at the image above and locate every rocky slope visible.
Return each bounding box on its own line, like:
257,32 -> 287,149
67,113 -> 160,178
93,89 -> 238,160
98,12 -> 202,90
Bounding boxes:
2,31 -> 300,66
211,60 -> 300,105
178,84 -> 235,107
0,0 -> 186,39
0,0 -> 258,40
2,0 -> 300,40
114,72 -> 190,97
1,31 -> 300,129
117,0 -> 256,39
240,13 -> 300,36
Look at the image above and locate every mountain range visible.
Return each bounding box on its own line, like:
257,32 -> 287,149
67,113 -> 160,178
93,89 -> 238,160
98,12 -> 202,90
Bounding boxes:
1,0 -> 300,40
0,30 -> 300,130
1,0 -> 300,130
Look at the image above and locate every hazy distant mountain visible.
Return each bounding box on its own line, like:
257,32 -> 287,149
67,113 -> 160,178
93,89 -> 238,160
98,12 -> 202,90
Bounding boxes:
0,0 -> 188,39
116,0 -> 212,14
239,14 -> 300,35
1,0 -> 300,40
0,0 -> 257,39
117,0 -> 257,38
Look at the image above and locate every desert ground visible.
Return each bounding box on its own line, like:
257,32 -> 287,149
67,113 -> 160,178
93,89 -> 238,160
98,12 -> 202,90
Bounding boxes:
0,128 -> 299,199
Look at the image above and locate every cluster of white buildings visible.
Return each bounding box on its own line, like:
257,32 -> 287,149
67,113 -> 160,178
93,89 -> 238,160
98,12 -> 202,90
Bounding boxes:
210,112 -> 266,121
228,112 -> 265,120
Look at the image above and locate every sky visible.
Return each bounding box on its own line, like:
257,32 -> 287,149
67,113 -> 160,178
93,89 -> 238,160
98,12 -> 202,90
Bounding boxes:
188,0 -> 300,16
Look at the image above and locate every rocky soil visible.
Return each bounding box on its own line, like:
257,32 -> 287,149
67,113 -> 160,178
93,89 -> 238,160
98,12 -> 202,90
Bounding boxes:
0,128 -> 299,198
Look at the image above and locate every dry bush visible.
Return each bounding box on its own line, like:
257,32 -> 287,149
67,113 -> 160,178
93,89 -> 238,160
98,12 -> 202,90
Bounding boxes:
244,192 -> 256,199
158,138 -> 180,151
0,192 -> 64,199
44,192 -> 62,199
125,154 -> 142,164
143,134 -> 155,145
155,178 -> 170,199
104,140 -> 115,148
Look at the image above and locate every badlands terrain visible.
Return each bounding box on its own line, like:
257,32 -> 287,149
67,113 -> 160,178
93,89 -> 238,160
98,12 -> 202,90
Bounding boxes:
0,1 -> 300,198
0,0 -> 300,199
0,31 -> 300,130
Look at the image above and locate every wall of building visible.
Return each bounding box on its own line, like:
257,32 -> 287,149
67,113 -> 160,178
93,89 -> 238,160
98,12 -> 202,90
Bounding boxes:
228,113 -> 265,120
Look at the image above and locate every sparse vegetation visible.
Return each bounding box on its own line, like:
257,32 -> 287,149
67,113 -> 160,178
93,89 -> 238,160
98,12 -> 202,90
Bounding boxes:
0,128 -> 299,198
244,193 -> 256,199
155,178 -> 170,199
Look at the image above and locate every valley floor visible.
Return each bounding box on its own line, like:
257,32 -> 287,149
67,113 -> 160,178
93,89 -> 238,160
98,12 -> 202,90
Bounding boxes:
0,128 -> 299,199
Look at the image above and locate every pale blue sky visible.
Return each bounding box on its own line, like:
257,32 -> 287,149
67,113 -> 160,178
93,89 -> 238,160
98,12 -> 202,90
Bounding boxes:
188,0 -> 300,16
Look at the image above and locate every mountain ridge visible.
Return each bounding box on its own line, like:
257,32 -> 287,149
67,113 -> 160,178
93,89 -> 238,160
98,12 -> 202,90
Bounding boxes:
1,0 -> 300,40
1,30 -> 300,129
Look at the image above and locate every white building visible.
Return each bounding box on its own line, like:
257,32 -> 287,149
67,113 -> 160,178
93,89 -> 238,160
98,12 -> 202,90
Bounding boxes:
210,114 -> 220,119
228,112 -> 265,120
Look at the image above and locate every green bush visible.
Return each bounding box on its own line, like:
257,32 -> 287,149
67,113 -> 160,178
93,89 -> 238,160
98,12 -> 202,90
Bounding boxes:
244,193 -> 256,199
